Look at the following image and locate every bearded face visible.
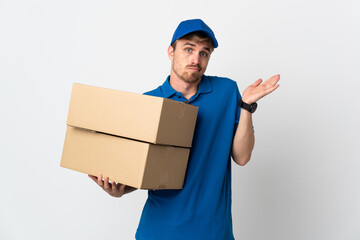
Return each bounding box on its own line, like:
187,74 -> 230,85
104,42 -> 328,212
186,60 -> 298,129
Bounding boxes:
169,39 -> 211,84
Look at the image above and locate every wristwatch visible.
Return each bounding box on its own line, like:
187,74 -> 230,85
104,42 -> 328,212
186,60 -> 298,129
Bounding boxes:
239,99 -> 257,113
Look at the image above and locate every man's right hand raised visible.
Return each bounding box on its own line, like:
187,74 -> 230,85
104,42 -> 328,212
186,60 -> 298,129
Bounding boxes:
88,173 -> 137,198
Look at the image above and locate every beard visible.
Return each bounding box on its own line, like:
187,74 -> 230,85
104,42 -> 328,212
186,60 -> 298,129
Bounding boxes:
172,64 -> 203,83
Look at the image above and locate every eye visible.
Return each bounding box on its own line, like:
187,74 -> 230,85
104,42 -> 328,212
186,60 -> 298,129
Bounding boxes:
185,48 -> 192,52
200,52 -> 208,57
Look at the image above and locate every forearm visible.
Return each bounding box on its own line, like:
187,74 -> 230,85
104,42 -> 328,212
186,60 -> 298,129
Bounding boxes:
231,73 -> 280,165
231,109 -> 255,166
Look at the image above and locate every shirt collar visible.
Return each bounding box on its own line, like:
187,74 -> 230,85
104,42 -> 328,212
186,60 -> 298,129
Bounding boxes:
161,75 -> 213,98
197,75 -> 213,94
161,76 -> 177,98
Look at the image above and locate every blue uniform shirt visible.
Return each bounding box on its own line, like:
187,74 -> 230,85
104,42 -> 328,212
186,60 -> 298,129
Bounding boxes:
136,75 -> 242,240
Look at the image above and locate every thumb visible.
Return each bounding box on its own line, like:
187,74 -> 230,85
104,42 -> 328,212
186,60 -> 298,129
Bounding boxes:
251,79 -> 262,87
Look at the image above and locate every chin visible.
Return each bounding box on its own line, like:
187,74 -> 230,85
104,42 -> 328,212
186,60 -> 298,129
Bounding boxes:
182,73 -> 203,83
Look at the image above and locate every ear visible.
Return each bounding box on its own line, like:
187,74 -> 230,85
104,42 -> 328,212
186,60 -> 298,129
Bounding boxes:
168,45 -> 174,61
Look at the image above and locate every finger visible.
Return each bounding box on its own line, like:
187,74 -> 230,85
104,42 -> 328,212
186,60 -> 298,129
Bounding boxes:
97,173 -> 104,186
88,174 -> 98,182
270,74 -> 280,84
104,176 -> 110,190
271,74 -> 280,78
263,74 -> 280,85
119,184 -> 126,193
269,74 -> 280,79
265,84 -> 280,94
264,75 -> 280,88
111,180 -> 117,191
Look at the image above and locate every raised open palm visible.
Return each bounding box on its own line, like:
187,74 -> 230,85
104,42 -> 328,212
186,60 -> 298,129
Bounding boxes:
242,74 -> 280,104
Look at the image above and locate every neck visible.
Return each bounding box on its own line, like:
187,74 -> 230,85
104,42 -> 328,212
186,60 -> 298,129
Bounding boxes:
169,73 -> 202,100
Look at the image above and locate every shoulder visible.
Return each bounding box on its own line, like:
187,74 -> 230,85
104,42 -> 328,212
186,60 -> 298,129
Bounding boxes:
205,75 -> 239,91
143,86 -> 162,97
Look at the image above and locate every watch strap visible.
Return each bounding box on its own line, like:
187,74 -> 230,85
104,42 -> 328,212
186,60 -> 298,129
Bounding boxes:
239,99 -> 257,113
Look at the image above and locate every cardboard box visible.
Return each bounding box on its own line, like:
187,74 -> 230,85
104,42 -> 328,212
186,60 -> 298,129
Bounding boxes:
67,83 -> 198,148
61,126 -> 190,190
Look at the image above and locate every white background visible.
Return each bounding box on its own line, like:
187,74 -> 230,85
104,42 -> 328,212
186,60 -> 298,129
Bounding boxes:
1,0 -> 359,239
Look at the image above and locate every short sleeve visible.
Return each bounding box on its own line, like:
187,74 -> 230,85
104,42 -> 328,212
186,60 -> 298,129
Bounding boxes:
234,82 -> 242,132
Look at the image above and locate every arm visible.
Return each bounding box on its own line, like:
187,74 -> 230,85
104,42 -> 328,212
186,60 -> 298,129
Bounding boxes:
231,74 -> 280,166
231,110 -> 255,166
88,173 -> 137,197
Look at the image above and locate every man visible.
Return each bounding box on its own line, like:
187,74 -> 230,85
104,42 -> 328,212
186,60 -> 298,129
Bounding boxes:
89,19 -> 280,239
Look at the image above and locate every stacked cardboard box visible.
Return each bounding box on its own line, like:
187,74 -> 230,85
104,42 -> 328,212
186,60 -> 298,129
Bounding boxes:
61,83 -> 198,190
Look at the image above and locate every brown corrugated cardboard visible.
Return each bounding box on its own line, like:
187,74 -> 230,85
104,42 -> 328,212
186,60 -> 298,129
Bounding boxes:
61,126 -> 190,190
67,83 -> 198,148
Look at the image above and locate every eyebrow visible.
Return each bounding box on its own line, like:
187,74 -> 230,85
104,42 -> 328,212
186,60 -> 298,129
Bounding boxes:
183,42 -> 211,52
183,42 -> 196,47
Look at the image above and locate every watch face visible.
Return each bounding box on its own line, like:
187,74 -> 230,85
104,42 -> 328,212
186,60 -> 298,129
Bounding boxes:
250,103 -> 258,113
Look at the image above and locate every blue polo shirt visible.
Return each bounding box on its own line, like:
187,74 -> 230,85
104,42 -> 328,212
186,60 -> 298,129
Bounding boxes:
135,75 -> 242,240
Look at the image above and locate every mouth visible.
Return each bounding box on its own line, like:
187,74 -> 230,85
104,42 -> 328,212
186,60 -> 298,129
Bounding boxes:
187,66 -> 201,72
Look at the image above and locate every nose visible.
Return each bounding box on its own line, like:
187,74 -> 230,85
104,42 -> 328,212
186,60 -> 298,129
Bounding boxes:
191,54 -> 200,65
